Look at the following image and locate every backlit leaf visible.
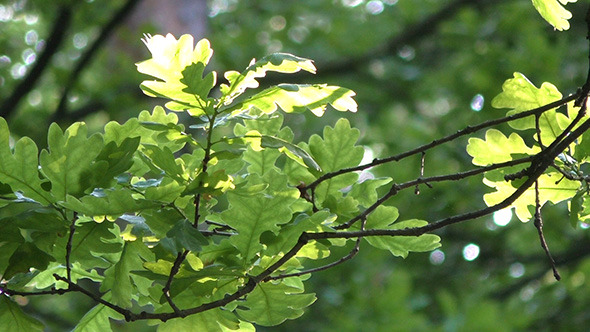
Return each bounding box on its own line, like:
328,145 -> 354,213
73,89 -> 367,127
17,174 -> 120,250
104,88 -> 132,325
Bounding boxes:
491,73 -> 562,135
220,53 -> 316,105
466,129 -> 539,166
226,84 -> 357,117
531,0 -> 577,31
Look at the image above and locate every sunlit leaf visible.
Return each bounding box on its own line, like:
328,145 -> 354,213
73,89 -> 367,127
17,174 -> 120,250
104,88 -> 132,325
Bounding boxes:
226,84 -> 357,117
491,73 -> 562,138
466,129 -> 540,166
531,0 -> 577,31
220,53 -> 316,105
483,171 -> 579,221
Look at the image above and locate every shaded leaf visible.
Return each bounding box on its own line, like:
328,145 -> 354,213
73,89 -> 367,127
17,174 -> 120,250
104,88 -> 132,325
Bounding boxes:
101,241 -> 155,308
237,282 -> 316,326
0,296 -> 44,332
0,118 -> 54,205
39,123 -> 105,200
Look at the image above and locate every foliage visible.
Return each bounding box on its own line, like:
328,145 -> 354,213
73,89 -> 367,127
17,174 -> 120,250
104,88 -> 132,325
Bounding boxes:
1,1 -> 590,331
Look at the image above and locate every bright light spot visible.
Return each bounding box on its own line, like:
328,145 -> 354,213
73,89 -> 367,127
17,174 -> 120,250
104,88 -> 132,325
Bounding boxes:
10,63 -> 26,79
73,33 -> 88,49
509,262 -> 525,278
288,26 -> 309,44
520,283 -> 539,301
369,59 -> 386,78
25,30 -> 38,45
366,0 -> 384,14
24,14 -> 38,25
580,222 -> 590,229
269,15 -> 286,31
398,45 -> 415,61
429,249 -> 445,265
256,31 -> 270,46
22,48 -> 36,65
359,147 -> 375,182
0,5 -> 14,22
35,40 -> 45,52
493,208 -> 512,226
470,94 -> 484,111
208,0 -> 238,17
462,243 -> 480,261
384,0 -> 398,4
27,90 -> 42,106
0,55 -> 11,66
342,0 -> 363,7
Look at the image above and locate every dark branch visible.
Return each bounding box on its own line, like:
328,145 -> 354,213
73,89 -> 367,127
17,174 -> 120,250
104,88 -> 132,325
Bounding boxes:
304,94 -> 578,193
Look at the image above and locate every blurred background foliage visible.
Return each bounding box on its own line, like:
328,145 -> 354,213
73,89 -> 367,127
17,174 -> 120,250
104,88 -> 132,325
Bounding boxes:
1,0 -> 590,331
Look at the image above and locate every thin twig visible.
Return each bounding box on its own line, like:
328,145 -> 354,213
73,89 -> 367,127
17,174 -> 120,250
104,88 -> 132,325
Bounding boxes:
533,181 -> 561,280
304,94 -> 577,193
266,217 -> 367,281
162,251 -> 189,316
65,213 -> 78,282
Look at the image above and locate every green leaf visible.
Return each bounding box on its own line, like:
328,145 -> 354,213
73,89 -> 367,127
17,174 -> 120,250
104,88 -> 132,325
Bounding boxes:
237,282 -> 316,326
531,0 -> 577,31
0,118 -> 54,205
260,134 -> 321,171
309,119 -> 364,204
220,53 -> 316,105
226,84 -> 357,117
569,191 -> 584,228
219,171 -> 299,263
53,218 -> 123,269
101,240 -> 155,308
349,177 -> 393,208
0,296 -> 44,332
491,72 -> 562,134
93,137 -> 140,188
140,144 -> 187,183
362,206 -> 441,258
72,304 -> 122,332
466,129 -> 540,166
2,242 -> 54,279
39,122 -> 105,200
104,106 -> 187,153
157,308 -> 249,332
62,189 -> 160,217
164,219 -> 209,252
